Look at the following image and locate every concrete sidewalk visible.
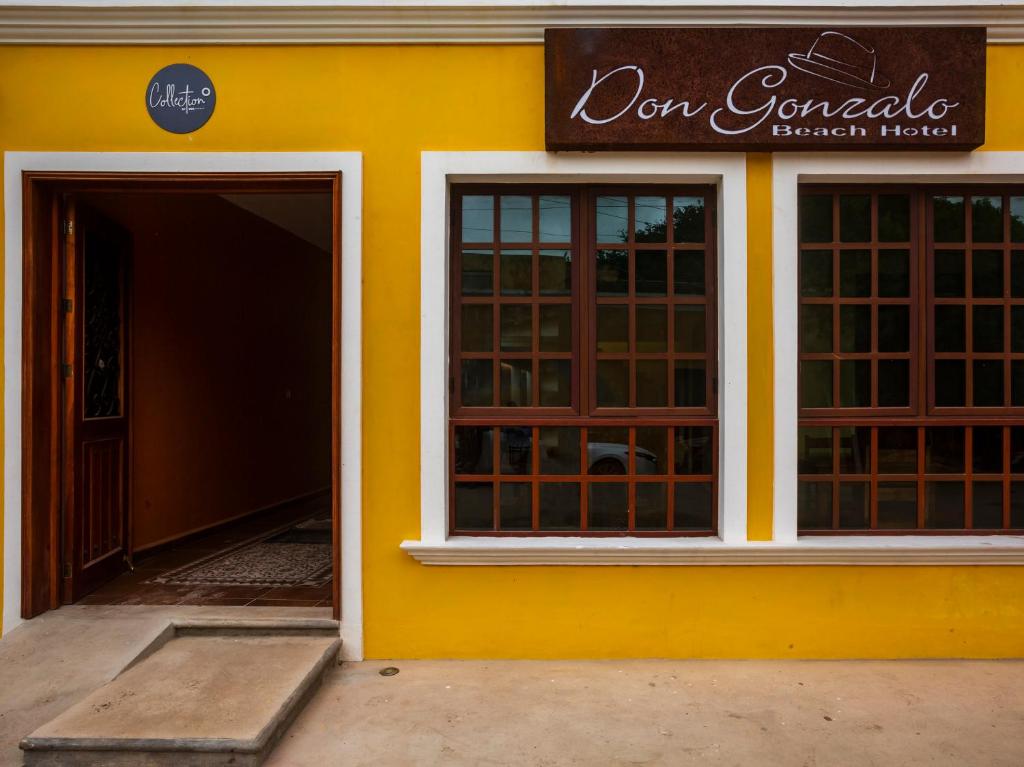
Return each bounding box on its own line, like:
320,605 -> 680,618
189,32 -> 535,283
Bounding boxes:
1,606 -> 1023,766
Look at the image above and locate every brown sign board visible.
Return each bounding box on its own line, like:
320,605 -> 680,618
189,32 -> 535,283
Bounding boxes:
545,27 -> 986,151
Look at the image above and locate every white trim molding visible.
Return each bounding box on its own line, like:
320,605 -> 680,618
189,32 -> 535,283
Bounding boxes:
413,150 -> 748,562
2,151 -> 365,661
773,150 -> 1024,557
402,535 -> 1024,565
0,1 -> 1021,45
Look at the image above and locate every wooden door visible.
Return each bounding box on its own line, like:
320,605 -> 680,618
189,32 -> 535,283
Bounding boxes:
62,200 -> 131,602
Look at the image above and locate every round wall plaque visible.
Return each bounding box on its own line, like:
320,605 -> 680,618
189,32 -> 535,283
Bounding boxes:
146,63 -> 216,134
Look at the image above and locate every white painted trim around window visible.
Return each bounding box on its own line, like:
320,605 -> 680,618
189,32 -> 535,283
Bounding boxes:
414,150 -> 748,562
2,152 -> 365,660
0,1 -> 1022,45
773,151 -> 1024,554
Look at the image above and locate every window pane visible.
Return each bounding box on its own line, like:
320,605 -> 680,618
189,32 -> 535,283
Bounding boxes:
838,482 -> 869,529
500,195 -> 532,242
500,304 -> 532,351
877,482 -> 917,529
839,305 -> 871,353
673,196 -> 705,243
1012,483 -> 1024,528
926,427 -> 964,473
1013,306 -> 1024,352
635,427 -> 668,475
596,196 -> 628,243
675,483 -> 713,529
461,305 -> 493,352
972,196 -> 1003,243
1014,361 -> 1024,406
798,426 -> 832,474
539,427 -> 580,474
878,250 -> 910,297
839,250 -> 871,297
877,360 -> 909,407
799,194 -> 833,243
972,250 -> 1003,298
462,195 -> 493,242
798,481 -> 832,529
934,305 -> 966,352
636,250 -> 667,295
674,250 -> 706,295
539,483 -> 580,530
500,249 -> 532,295
934,250 -> 966,297
635,196 -> 667,242
675,305 -> 707,353
539,195 -> 571,243
539,304 -> 572,352
461,249 -> 493,296
935,360 -> 966,407
539,249 -> 571,295
878,195 -> 911,242
878,427 -> 917,473
500,359 -> 532,407
589,483 -> 628,530
973,305 -> 1004,352
596,249 -> 628,295
1012,197 -> 1024,242
596,360 -> 629,407
636,483 -> 668,529
596,305 -> 629,352
800,305 -> 832,353
454,482 -> 493,530
973,426 -> 1003,474
878,305 -> 909,352
588,427 -> 629,475
925,482 -> 965,528
461,359 -> 493,406
838,426 -> 871,474
839,194 -> 871,242
499,483 -> 532,530
839,360 -> 870,407
454,426 -> 493,474
636,360 -> 668,407
674,361 -> 706,407
800,360 -> 833,408
973,360 -> 1004,407
636,305 -> 667,352
500,427 -> 532,474
675,426 -> 713,475
933,196 -> 965,242
800,249 -> 833,297
539,360 -> 571,407
973,482 -> 1004,529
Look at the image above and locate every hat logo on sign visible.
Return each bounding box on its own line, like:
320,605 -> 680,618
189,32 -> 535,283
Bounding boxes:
787,31 -> 892,90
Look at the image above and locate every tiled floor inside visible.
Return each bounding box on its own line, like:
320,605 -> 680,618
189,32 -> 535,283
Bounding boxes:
77,494 -> 335,608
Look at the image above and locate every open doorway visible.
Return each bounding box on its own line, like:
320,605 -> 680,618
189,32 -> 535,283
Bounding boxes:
19,173 -> 341,618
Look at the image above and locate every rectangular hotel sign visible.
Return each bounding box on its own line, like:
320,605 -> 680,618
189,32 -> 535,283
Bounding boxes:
545,27 -> 986,151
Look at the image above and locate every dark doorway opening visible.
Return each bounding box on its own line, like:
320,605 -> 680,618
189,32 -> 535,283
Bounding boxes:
21,174 -> 341,619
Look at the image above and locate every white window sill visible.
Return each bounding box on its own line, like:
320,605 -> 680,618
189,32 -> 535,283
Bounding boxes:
400,536 -> 1024,565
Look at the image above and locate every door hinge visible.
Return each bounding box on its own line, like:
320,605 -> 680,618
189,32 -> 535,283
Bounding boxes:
62,562 -> 72,579
62,298 -> 72,313
62,363 -> 72,378
62,220 -> 73,236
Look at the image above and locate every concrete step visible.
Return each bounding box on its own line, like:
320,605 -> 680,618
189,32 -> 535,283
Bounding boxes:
20,618 -> 341,766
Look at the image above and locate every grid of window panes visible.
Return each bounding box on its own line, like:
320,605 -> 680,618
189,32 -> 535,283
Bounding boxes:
455,191 -> 577,411
798,191 -> 916,413
450,185 -> 718,535
798,186 -> 1024,533
452,424 -> 715,533
930,193 -> 1024,410
593,193 -> 714,412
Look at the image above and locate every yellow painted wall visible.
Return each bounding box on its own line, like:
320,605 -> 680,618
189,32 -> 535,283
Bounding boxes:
0,44 -> 1023,656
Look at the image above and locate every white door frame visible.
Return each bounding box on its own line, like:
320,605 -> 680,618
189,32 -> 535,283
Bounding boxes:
2,151 -> 364,661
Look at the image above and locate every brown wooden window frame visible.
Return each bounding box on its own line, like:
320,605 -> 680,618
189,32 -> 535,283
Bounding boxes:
798,184 -> 1024,535
449,184 -> 719,537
